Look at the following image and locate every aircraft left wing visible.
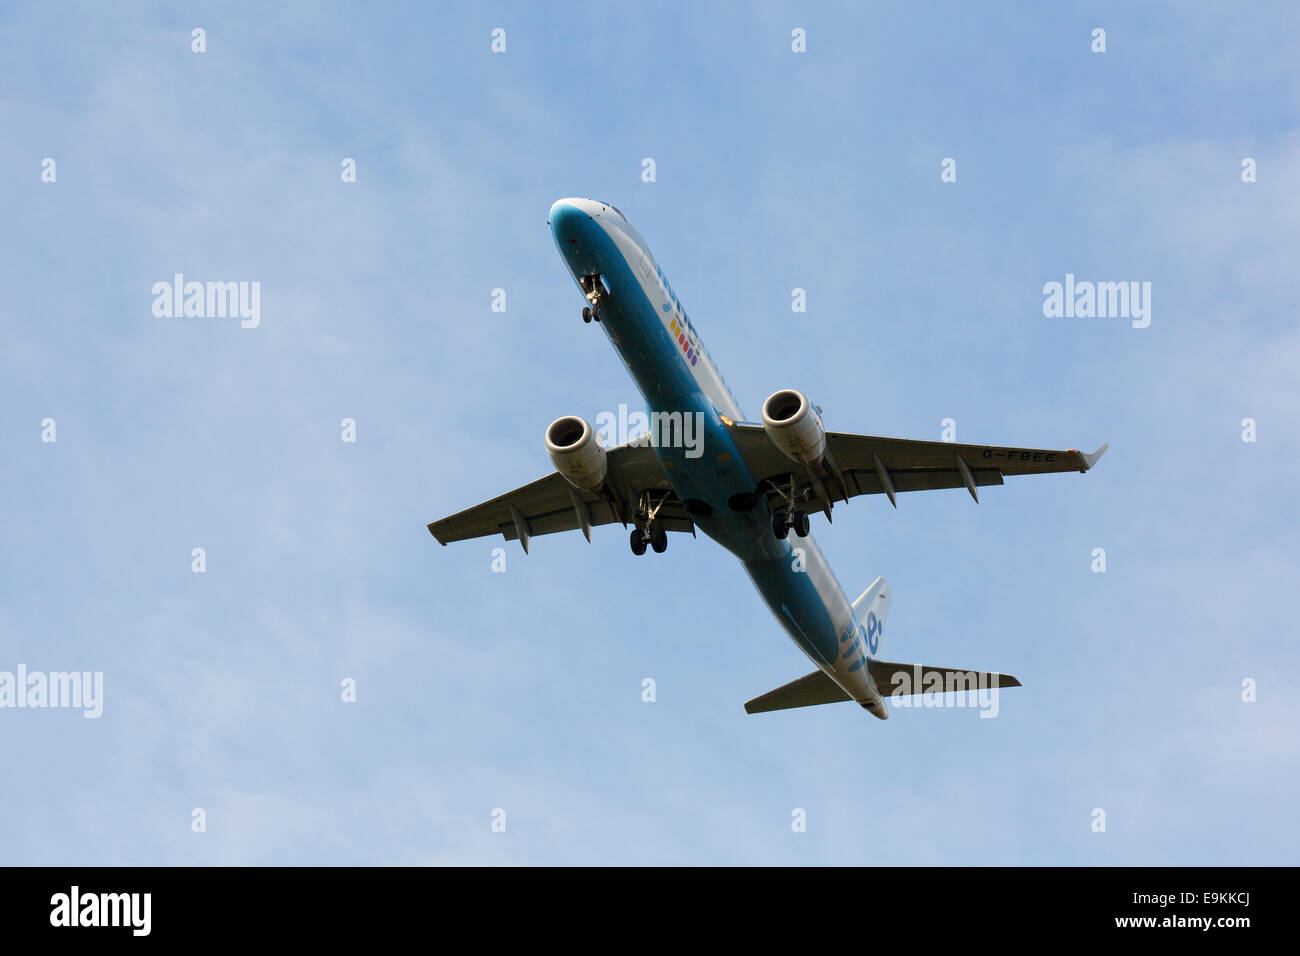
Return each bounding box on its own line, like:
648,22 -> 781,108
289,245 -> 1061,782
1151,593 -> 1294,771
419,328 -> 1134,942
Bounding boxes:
428,442 -> 694,552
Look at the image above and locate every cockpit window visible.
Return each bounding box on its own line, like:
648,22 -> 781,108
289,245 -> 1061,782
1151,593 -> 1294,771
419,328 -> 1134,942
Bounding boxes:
597,201 -> 626,221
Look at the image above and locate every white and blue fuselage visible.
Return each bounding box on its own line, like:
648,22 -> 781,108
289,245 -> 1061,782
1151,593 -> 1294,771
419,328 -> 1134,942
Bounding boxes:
549,198 -> 885,713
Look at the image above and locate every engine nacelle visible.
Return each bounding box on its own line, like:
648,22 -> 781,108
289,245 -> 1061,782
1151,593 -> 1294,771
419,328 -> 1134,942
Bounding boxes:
761,389 -> 826,466
545,416 -> 608,494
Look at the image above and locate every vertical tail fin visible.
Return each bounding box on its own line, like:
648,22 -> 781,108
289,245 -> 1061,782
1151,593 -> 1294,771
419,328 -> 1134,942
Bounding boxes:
851,576 -> 891,658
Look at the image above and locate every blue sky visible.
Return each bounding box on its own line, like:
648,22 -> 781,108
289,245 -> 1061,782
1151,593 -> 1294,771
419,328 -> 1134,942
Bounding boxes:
1,1 -> 1297,864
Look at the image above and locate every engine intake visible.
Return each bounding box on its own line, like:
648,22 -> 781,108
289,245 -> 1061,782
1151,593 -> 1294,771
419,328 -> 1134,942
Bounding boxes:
761,389 -> 826,466
545,416 -> 608,493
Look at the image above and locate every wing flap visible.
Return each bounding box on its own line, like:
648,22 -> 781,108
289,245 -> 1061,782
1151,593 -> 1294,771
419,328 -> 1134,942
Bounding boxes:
828,433 -> 1103,478
493,508 -> 694,542
844,467 -> 1004,496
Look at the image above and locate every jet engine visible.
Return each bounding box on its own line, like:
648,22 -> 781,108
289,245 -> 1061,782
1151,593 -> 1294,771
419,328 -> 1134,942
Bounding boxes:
761,389 -> 826,466
545,416 -> 608,494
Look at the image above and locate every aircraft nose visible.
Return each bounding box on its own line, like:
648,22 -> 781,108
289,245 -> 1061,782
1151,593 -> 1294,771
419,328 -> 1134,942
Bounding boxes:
550,198 -> 614,278
549,198 -> 599,245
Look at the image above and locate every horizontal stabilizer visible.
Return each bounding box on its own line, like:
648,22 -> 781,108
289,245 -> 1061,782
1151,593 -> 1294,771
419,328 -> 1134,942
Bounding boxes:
869,660 -> 1021,696
744,670 -> 849,714
744,661 -> 1021,714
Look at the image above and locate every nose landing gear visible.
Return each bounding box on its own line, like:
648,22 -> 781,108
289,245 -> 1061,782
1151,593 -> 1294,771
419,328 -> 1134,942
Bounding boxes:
579,274 -> 607,323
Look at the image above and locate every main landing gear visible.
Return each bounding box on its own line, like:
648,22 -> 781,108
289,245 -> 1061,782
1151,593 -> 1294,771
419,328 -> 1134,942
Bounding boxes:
629,490 -> 670,555
629,525 -> 667,555
772,509 -> 810,540
580,274 -> 606,323
767,475 -> 812,540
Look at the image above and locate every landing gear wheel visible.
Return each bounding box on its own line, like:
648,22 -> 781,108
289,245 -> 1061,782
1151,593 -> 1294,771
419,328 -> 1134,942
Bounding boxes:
772,513 -> 789,540
649,525 -> 668,553
583,307 -> 593,323
792,511 -> 810,537
629,528 -> 647,556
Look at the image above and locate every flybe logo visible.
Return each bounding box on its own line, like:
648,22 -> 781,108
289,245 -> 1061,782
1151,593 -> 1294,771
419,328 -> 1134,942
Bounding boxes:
654,263 -> 681,315
654,264 -> 703,368
669,314 -> 701,367
650,265 -> 712,369
866,611 -> 882,654
840,610 -> 883,674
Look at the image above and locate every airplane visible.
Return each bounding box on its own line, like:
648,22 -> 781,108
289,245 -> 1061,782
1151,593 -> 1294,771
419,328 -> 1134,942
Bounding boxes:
429,198 -> 1107,718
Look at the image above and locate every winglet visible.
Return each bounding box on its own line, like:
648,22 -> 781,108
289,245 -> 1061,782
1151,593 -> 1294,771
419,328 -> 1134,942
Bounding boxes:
1076,444 -> 1108,472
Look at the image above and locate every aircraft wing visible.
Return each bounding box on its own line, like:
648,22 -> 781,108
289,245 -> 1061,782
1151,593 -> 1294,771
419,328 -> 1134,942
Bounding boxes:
428,442 -> 694,551
725,422 -> 1106,510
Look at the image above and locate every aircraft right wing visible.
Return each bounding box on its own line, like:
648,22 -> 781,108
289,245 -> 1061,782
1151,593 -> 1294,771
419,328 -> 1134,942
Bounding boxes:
724,422 -> 1106,511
